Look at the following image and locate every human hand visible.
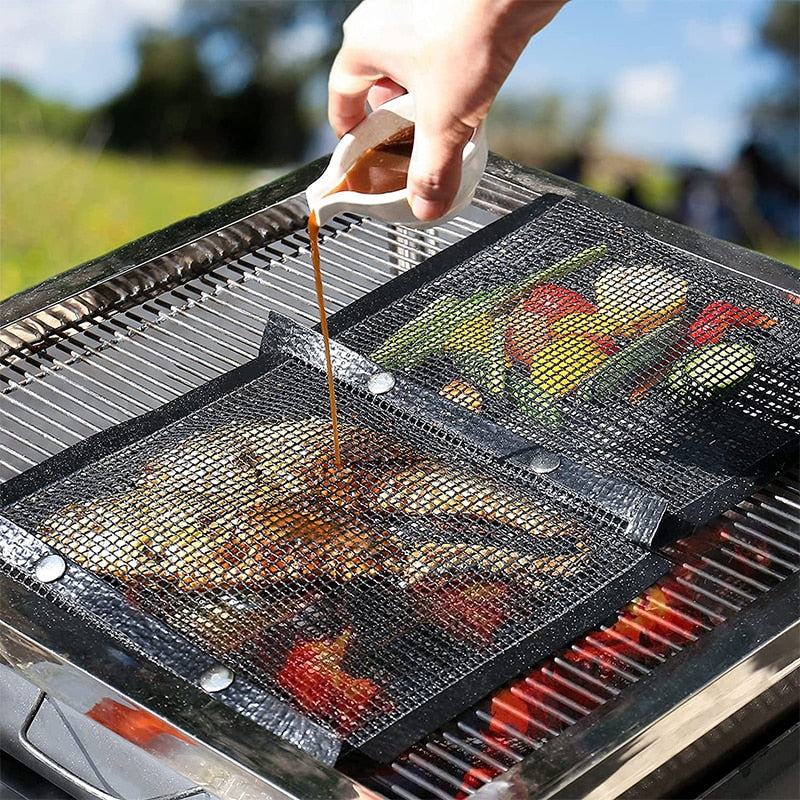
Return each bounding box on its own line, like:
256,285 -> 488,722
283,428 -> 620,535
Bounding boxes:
329,0 -> 567,222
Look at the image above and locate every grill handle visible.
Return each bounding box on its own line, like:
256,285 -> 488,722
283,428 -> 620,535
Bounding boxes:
18,691 -> 209,800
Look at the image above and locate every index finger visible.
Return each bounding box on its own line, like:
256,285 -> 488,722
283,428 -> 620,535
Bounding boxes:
328,52 -> 376,138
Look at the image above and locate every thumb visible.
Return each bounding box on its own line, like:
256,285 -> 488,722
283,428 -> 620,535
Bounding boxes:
407,116 -> 474,223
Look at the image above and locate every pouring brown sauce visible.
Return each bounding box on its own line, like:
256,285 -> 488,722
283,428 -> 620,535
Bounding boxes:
309,124 -> 416,468
308,210 -> 342,467
330,124 -> 415,195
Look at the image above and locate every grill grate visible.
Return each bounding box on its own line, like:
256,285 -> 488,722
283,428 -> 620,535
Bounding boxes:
2,164 -> 796,793
335,196 -> 800,521
357,469 -> 800,799
0,189 -> 517,481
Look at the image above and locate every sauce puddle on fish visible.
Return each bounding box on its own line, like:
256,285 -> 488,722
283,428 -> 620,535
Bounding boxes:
308,124 -> 415,469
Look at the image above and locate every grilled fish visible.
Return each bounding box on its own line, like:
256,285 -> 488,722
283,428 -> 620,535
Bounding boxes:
216,417 -> 574,537
397,541 -> 588,583
139,421 -> 277,496
40,416 -> 585,592
368,461 -> 570,537
163,590 -> 321,651
39,487 -> 398,591
38,490 -> 181,581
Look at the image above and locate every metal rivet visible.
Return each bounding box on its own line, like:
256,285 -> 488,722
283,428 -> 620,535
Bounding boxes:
199,664 -> 234,693
528,450 -> 561,475
367,371 -> 395,395
34,554 -> 66,583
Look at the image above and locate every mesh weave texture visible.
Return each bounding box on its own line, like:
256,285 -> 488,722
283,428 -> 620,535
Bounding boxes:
339,198 -> 800,513
4,356 -> 641,751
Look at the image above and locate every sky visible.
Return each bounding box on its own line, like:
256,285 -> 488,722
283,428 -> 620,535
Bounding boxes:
0,0 -> 782,170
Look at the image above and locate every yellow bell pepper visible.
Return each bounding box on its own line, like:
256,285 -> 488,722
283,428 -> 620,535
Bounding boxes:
527,335 -> 608,397
444,312 -> 494,354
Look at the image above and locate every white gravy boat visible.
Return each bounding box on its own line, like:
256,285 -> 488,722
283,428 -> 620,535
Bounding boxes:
306,93 -> 488,229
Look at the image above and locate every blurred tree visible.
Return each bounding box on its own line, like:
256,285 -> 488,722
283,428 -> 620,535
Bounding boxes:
0,79 -> 91,142
749,0 -> 799,172
102,33 -> 213,157
577,95 -> 611,149
724,0 -> 800,247
101,0 -> 358,165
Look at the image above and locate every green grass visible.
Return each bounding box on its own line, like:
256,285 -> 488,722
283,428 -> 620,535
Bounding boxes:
1,135 -> 267,300
3,135 -> 796,303
763,243 -> 800,269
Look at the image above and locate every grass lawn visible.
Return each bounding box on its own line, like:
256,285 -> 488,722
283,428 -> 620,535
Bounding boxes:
1,135 -> 268,300
2,135 -> 796,303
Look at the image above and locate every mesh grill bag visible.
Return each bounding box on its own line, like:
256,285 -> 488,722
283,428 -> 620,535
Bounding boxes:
337,197 -> 800,517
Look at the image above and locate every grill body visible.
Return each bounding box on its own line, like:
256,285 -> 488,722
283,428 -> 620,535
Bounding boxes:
1,155 -> 797,799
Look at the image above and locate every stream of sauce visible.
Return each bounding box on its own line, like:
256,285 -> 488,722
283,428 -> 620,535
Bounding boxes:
309,124 -> 415,469
308,209 -> 342,467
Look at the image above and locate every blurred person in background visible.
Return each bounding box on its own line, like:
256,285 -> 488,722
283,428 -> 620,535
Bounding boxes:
725,140 -> 800,247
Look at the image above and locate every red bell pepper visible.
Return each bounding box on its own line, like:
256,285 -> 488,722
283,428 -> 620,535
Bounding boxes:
688,300 -> 776,346
415,579 -> 510,645
276,628 -> 385,736
521,283 -> 597,322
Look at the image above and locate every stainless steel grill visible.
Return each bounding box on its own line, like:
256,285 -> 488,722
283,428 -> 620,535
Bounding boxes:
1,155 -> 797,800
0,183 -> 516,480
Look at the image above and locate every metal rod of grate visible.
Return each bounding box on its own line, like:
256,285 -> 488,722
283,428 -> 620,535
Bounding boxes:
0,188 -> 524,481
359,470 -> 800,800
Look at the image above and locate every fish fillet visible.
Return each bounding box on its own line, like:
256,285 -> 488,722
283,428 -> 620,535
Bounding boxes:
232,417 -> 574,537
398,541 -> 588,582
39,487 -> 398,591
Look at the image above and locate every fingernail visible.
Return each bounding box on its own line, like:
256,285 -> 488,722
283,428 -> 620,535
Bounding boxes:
410,195 -> 446,222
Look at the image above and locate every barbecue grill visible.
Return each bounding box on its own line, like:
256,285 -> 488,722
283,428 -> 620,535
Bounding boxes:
1,153 -> 798,800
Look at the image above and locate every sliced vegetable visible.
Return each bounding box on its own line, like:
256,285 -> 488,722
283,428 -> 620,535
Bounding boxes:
688,300 -> 776,346
371,294 -> 459,368
444,311 -> 493,353
520,283 -> 597,322
504,307 -> 551,366
450,315 -> 508,395
628,340 -> 691,405
506,371 -> 563,429
372,290 -> 509,369
371,246 -> 609,369
595,263 -> 687,337
276,628 -> 385,736
513,244 -> 609,295
526,335 -> 608,397
450,351 -> 501,396
440,379 -> 483,412
549,312 -> 620,354
575,319 -> 683,402
667,342 -> 756,399
413,579 -> 510,645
